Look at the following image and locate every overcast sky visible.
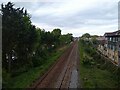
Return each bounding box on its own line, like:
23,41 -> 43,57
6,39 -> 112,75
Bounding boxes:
1,0 -> 120,36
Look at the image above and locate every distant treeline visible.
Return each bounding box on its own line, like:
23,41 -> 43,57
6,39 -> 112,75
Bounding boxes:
1,2 -> 73,84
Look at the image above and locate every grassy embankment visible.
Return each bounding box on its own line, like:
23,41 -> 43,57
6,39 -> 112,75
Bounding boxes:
7,45 -> 69,88
79,39 -> 120,88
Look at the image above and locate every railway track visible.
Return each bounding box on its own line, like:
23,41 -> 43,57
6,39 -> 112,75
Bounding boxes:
30,41 -> 80,88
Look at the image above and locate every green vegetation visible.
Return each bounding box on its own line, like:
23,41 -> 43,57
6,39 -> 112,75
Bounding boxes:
79,38 -> 120,88
81,33 -> 90,40
1,2 -> 73,88
7,46 -> 67,88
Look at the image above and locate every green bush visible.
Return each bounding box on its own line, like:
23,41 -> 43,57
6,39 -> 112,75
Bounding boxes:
2,69 -> 11,88
79,38 -> 120,88
90,61 -> 96,65
32,56 -> 44,67
82,56 -> 92,66
84,48 -> 91,54
11,65 -> 29,77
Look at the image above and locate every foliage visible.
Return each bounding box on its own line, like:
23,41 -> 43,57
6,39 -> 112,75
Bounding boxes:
1,2 -> 73,88
79,38 -> 119,88
81,33 -> 90,39
2,69 -> 11,88
60,33 -> 73,45
7,47 -> 66,88
82,55 -> 92,65
2,2 -> 37,72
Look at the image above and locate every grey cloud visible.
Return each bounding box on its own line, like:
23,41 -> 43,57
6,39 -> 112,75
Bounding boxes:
2,1 -> 118,36
30,1 -> 118,29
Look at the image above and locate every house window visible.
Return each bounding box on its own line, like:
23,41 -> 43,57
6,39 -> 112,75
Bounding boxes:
113,37 -> 115,42
118,37 -> 120,41
116,37 -> 118,42
110,37 -> 112,41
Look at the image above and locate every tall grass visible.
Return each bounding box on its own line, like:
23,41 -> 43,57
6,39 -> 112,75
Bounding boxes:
79,39 -> 120,88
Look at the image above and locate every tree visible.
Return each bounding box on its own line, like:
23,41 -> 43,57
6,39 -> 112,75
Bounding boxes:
1,2 -> 39,72
52,28 -> 61,46
52,28 -> 61,38
2,2 -> 26,72
2,2 -> 74,87
60,33 -> 73,45
1,2 -> 74,88
82,33 -> 91,40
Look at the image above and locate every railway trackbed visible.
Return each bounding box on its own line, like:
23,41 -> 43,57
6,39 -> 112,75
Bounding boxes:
30,41 -> 80,89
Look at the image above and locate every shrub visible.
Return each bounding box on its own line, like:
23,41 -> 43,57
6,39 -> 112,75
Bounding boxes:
32,56 -> 44,67
2,69 -> 11,88
84,47 -> 91,54
82,55 -> 92,66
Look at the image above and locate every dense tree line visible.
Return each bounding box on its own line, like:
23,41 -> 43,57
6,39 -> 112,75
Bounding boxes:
1,2 -> 73,84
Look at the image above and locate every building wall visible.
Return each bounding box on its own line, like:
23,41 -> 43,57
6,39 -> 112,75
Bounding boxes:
107,48 -> 118,64
118,51 -> 120,66
117,41 -> 120,66
98,36 -> 120,66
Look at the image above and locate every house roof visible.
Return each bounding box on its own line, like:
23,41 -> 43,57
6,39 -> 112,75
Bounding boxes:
96,36 -> 106,41
96,36 -> 107,45
104,30 -> 120,37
